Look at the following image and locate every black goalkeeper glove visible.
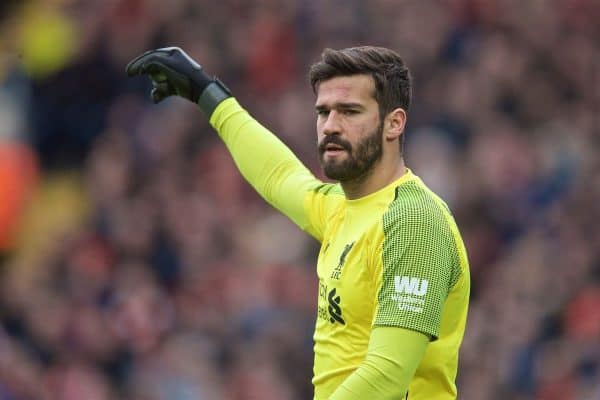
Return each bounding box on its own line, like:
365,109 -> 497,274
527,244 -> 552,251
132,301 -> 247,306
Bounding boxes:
126,47 -> 231,116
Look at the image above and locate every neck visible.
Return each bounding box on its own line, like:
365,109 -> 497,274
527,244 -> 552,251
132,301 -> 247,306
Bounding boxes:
341,158 -> 406,200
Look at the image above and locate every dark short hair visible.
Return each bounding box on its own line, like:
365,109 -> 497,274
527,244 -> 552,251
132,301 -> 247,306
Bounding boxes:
309,46 -> 412,118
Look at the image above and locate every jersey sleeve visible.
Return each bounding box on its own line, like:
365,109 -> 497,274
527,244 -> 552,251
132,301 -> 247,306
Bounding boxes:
329,327 -> 429,400
374,189 -> 459,339
209,98 -> 343,241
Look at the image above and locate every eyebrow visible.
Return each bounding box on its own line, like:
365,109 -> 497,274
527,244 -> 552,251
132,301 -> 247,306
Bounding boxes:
315,102 -> 365,111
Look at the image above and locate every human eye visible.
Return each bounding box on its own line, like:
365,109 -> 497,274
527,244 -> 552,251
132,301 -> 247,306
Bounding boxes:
316,108 -> 329,117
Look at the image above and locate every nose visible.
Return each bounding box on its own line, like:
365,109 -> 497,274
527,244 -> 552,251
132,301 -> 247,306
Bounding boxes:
321,111 -> 342,136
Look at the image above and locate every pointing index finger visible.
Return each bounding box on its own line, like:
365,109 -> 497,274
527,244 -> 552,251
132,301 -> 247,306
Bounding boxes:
126,50 -> 154,76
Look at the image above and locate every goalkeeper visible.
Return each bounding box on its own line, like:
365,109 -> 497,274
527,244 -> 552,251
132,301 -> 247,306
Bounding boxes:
127,46 -> 470,400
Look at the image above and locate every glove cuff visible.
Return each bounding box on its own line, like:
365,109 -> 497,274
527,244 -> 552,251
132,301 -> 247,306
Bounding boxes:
197,79 -> 232,117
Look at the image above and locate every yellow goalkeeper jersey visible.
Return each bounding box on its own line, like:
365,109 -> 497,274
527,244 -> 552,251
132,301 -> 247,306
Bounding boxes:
210,98 -> 470,400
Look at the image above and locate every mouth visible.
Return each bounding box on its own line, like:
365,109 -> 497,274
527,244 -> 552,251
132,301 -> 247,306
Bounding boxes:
323,143 -> 347,156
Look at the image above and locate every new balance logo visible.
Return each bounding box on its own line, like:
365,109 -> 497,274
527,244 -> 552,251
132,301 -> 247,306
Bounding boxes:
328,288 -> 345,325
394,276 -> 429,296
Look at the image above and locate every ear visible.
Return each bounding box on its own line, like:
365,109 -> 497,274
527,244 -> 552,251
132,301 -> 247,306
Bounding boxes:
383,108 -> 407,142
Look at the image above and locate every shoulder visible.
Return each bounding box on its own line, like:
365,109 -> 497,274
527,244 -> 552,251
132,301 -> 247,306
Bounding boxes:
303,182 -> 345,230
310,182 -> 344,197
383,180 -> 451,234
307,182 -> 345,216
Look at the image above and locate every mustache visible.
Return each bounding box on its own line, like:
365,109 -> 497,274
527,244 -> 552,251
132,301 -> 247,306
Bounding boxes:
318,136 -> 352,154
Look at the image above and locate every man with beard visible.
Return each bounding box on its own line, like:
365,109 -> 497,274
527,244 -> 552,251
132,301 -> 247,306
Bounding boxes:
127,46 -> 470,400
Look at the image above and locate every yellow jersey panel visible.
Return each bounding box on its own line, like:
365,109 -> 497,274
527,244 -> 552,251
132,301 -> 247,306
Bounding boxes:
307,173 -> 469,400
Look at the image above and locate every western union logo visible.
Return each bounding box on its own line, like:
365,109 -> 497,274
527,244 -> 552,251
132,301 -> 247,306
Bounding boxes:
394,276 -> 429,296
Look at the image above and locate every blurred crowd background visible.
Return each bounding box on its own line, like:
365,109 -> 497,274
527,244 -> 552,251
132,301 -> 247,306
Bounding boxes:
0,0 -> 599,399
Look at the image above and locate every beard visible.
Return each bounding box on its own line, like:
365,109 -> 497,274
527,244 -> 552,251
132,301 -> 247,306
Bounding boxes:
318,121 -> 384,183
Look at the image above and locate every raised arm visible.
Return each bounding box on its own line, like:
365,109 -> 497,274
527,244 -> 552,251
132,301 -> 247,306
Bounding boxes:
126,47 -> 335,239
